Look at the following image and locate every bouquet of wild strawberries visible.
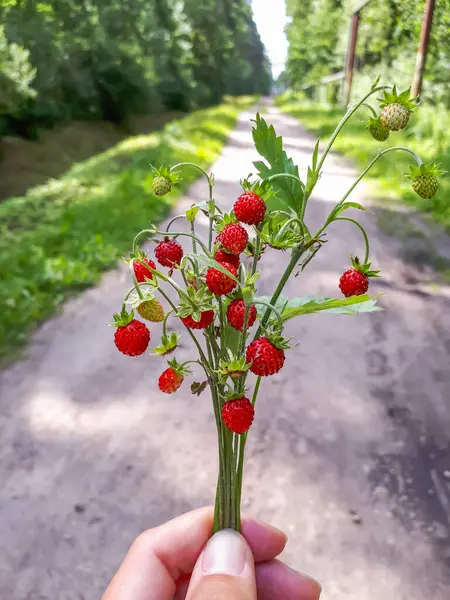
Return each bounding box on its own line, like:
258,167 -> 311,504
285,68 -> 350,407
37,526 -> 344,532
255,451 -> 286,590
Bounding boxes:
110,82 -> 444,532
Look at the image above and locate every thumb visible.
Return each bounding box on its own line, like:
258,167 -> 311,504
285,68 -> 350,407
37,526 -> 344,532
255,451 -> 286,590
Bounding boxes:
186,529 -> 256,600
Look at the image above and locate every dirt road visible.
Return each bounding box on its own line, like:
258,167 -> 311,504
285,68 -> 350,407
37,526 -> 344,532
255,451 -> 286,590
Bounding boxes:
1,105 -> 450,599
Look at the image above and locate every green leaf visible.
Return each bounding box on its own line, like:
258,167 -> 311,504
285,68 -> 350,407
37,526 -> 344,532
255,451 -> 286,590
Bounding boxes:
186,206 -> 199,222
328,201 -> 366,222
190,254 -> 239,282
191,381 -> 208,396
312,140 -> 320,170
305,166 -> 319,198
371,75 -> 381,90
279,295 -> 383,320
254,295 -> 289,322
252,113 -> 304,215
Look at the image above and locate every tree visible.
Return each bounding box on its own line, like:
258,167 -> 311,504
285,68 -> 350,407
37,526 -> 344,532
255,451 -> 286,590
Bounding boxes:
0,0 -> 271,136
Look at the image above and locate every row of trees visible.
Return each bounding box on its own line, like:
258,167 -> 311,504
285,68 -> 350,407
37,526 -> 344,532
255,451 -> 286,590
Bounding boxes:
283,0 -> 450,105
0,0 -> 271,137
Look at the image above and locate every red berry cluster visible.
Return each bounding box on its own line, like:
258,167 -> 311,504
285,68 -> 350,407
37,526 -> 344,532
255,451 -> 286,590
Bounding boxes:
113,189 -> 290,433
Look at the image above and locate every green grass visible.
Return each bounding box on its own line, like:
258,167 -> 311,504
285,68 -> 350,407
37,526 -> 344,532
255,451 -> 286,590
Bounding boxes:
0,96 -> 257,363
276,92 -> 450,229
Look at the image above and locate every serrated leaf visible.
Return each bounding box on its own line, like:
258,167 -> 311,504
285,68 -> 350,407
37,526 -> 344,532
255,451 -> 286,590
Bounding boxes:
190,254 -> 239,282
278,295 -> 383,320
252,114 -> 304,215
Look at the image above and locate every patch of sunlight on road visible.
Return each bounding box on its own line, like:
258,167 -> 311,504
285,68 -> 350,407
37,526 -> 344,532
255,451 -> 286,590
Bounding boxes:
24,384 -> 147,438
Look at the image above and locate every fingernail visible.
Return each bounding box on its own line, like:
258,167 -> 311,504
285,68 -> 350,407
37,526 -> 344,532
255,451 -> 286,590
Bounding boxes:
202,529 -> 248,576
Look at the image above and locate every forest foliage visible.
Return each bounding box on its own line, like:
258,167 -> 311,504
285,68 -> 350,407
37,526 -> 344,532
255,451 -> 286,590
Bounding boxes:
0,0 -> 271,137
283,0 -> 450,105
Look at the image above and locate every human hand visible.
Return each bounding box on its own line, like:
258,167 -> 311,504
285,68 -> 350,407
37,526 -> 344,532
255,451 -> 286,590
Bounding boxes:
102,506 -> 321,600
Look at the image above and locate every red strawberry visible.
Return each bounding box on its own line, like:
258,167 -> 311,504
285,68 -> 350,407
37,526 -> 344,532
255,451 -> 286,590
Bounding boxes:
219,223 -> 248,255
158,368 -> 184,394
215,248 -> 240,269
246,337 -> 285,376
206,262 -> 238,296
222,397 -> 254,434
339,269 -> 369,297
114,320 -> 150,357
234,192 -> 266,225
155,237 -> 183,268
181,310 -> 215,330
134,257 -> 156,283
226,299 -> 257,331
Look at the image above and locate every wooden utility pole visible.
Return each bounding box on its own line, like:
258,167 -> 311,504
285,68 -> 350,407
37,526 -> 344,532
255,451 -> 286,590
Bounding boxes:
343,0 -> 374,106
411,0 -> 436,97
343,12 -> 360,106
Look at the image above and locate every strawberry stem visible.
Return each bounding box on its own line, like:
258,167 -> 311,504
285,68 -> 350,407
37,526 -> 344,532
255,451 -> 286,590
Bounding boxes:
232,375 -> 262,526
266,172 -> 305,189
162,308 -> 174,337
315,85 -> 389,182
166,215 -> 187,231
251,229 -> 262,275
335,217 -> 370,265
208,183 -> 214,252
153,229 -> 211,256
132,228 -> 157,253
313,146 -> 424,244
254,244 -> 305,339
253,300 -> 284,331
362,102 -> 378,118
157,287 -> 210,367
171,162 -> 211,187
128,259 -> 144,299
336,146 -> 422,208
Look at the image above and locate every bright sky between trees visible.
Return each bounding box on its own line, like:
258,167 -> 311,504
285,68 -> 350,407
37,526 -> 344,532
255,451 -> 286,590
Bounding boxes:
251,0 -> 289,78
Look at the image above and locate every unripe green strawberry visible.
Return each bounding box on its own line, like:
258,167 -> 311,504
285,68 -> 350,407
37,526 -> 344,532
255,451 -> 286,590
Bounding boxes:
137,299 -> 165,322
380,104 -> 410,131
152,176 -> 172,196
150,165 -> 180,196
408,161 -> 444,200
412,174 -> 438,199
377,86 -> 417,131
367,117 -> 389,141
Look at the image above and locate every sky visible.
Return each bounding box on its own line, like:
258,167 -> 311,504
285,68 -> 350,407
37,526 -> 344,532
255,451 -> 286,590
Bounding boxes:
251,0 -> 289,78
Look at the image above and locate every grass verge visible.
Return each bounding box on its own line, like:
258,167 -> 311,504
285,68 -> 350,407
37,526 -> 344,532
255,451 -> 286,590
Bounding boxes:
0,96 -> 257,364
276,92 -> 450,230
